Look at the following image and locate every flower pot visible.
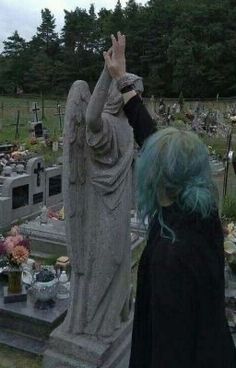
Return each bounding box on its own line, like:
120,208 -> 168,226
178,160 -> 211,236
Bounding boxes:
31,278 -> 58,302
8,268 -> 22,293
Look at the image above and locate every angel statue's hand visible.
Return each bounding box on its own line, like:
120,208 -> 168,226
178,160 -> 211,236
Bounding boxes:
103,31 -> 126,80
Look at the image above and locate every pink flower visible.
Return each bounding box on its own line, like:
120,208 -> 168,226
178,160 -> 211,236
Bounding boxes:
4,235 -> 23,254
11,245 -> 29,265
4,237 -> 16,254
13,234 -> 23,245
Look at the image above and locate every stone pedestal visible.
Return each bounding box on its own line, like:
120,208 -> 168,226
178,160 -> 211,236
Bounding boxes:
0,279 -> 68,355
43,318 -> 132,368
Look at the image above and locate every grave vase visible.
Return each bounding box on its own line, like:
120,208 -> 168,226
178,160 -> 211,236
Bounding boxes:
8,267 -> 22,293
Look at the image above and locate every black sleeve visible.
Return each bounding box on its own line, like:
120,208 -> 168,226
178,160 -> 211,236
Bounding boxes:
123,95 -> 157,147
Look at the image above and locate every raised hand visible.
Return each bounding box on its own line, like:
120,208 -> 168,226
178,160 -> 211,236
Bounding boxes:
103,31 -> 126,80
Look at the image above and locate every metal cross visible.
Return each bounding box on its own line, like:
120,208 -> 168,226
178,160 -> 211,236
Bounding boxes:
55,104 -> 64,133
32,102 -> 40,123
223,124 -> 233,198
7,110 -> 24,139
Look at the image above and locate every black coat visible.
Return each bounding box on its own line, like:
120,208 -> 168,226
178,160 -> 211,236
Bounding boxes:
123,96 -> 236,367
129,205 -> 236,367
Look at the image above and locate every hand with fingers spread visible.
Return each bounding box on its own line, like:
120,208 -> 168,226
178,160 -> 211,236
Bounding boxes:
103,31 -> 126,80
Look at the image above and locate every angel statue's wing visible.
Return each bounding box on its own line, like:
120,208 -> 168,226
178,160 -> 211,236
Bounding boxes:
63,80 -> 91,274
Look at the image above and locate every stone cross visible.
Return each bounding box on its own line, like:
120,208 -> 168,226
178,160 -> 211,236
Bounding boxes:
34,162 -> 44,187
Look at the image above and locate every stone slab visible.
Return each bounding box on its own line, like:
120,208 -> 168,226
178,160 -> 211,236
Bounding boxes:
43,317 -> 132,368
43,344 -> 130,368
0,281 -> 68,355
20,219 -> 145,263
3,285 -> 27,303
20,218 -> 67,257
0,328 -> 45,355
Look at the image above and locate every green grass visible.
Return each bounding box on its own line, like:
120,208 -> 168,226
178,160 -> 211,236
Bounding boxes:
222,194 -> 236,222
0,96 -> 64,167
0,345 -> 42,368
202,135 -> 227,159
0,96 -> 66,144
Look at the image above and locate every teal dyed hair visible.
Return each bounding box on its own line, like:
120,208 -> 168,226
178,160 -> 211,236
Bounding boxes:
136,127 -> 217,241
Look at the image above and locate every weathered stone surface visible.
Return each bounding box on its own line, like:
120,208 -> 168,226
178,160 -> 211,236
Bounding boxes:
61,69 -> 143,338
0,157 -> 63,231
0,280 -> 68,355
3,285 -> 27,303
43,318 -> 132,368
43,69 -> 143,367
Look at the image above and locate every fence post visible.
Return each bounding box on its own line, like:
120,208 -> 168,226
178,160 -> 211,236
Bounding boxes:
1,101 -> 4,119
41,91 -> 46,120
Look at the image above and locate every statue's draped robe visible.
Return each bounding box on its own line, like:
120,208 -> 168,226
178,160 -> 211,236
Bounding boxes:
63,108 -> 134,337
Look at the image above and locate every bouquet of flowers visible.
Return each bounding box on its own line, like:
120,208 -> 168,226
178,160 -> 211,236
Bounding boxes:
0,226 -> 30,269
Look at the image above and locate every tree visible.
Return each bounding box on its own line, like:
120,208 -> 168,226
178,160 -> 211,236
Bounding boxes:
1,1 -> 236,97
3,31 -> 26,57
61,6 -> 101,88
24,8 -> 61,93
1,31 -> 29,93
35,8 -> 59,56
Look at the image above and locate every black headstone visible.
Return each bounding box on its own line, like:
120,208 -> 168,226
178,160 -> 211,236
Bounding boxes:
34,122 -> 43,138
49,175 -> 62,196
12,184 -> 29,209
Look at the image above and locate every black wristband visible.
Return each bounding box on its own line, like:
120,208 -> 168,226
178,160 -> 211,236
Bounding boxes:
120,85 -> 134,94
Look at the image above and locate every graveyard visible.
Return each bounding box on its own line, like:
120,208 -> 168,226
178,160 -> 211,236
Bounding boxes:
1,0 -> 236,366
0,92 -> 236,367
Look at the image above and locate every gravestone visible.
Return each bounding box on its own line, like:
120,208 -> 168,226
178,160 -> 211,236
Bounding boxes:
0,157 -> 63,231
26,157 -> 45,211
45,166 -> 62,207
30,102 -> 43,138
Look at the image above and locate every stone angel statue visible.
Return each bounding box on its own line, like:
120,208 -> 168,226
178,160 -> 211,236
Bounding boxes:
62,67 -> 143,338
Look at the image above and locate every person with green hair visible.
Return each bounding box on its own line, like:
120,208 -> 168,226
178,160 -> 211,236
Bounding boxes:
104,32 -> 236,367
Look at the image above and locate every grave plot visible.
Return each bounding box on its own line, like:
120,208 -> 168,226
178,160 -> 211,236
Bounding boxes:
0,219 -> 145,358
0,277 -> 68,356
29,102 -> 43,140
20,207 -> 145,264
0,156 -> 63,231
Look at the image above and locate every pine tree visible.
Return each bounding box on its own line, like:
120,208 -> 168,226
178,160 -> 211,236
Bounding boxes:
3,31 -> 26,57
35,8 -> 59,55
1,31 -> 28,93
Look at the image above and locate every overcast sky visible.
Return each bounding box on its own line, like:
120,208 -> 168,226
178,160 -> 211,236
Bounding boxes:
0,0 -> 147,51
